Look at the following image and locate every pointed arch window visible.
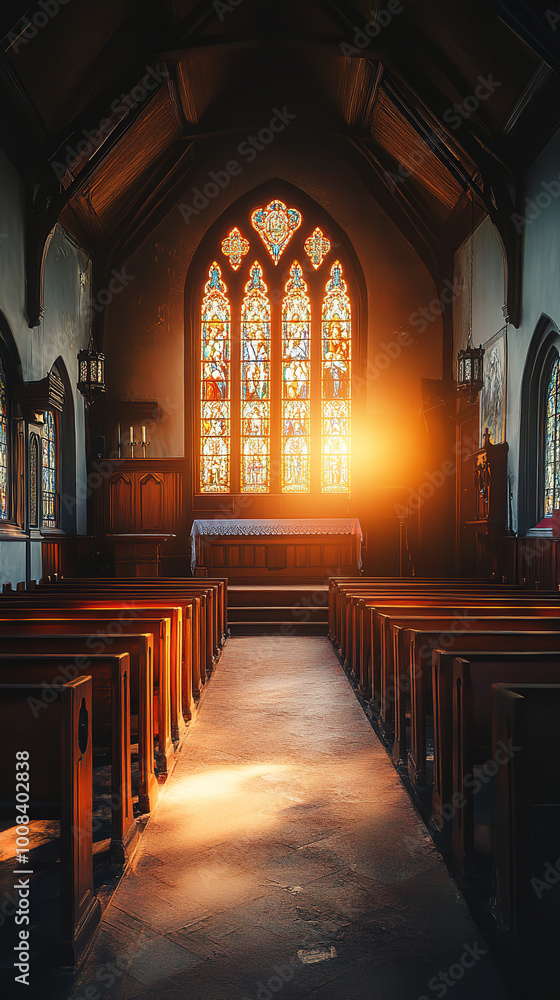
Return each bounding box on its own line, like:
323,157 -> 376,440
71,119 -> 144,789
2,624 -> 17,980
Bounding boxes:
544,354 -> 560,516
322,262 -> 351,493
282,262 -> 311,493
200,263 -> 231,493
197,202 -> 352,495
241,262 -> 271,493
0,359 -> 8,519
42,410 -> 58,528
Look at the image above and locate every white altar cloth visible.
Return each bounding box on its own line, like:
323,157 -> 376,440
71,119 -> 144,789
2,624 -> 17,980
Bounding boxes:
190,517 -> 362,573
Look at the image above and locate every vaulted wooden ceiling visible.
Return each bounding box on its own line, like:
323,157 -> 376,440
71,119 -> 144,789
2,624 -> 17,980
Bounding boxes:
1,0 -> 559,346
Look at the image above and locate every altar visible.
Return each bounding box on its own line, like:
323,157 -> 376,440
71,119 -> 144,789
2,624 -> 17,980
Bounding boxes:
190,518 -> 363,580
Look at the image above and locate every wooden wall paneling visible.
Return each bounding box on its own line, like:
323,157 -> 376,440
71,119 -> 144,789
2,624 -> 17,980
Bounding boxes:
138,473 -> 164,532
109,473 -> 133,533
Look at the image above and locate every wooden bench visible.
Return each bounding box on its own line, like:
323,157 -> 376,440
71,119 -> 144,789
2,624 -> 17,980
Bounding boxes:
329,578 -> 511,658
385,615 -> 560,783
450,651 -> 560,874
0,599 -> 185,742
0,612 -> 175,777
0,653 -> 136,862
492,683 -> 560,950
0,676 -> 101,966
367,598 -> 560,709
0,633 -> 157,813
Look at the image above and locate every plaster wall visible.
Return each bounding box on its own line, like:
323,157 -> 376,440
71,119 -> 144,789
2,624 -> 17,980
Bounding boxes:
453,125 -> 560,533
0,150 -> 91,585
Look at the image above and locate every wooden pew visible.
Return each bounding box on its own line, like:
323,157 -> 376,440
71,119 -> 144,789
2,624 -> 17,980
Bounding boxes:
0,599 -> 185,743
40,578 -> 226,682
385,614 -> 560,782
0,633 -> 157,813
0,676 -> 101,966
425,632 -> 560,829
44,576 -> 229,655
327,577 -> 491,644
329,578 -> 508,656
0,613 -> 174,777
0,653 -> 136,863
343,587 -> 524,692
492,683 -> 560,950
366,598 -> 560,708
450,651 -> 560,874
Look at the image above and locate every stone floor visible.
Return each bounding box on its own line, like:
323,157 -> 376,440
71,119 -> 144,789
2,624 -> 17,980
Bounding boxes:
71,636 -> 511,1000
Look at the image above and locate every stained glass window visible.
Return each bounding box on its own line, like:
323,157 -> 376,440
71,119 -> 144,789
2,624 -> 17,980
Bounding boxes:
321,261 -> 351,493
0,360 -> 8,519
304,227 -> 331,270
42,410 -> 57,528
199,204 -> 353,496
241,262 -> 271,493
251,201 -> 301,264
200,263 -> 231,493
544,355 -> 560,516
221,227 -> 250,270
282,262 -> 311,493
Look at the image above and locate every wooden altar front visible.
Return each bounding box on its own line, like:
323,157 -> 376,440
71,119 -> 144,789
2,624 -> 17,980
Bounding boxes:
190,518 -> 362,581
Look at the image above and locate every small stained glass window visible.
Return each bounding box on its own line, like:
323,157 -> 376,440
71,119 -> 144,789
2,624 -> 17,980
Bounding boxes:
0,359 -> 8,519
251,201 -> 301,264
221,227 -> 250,270
42,410 -> 57,528
304,227 -> 331,270
544,355 -> 560,517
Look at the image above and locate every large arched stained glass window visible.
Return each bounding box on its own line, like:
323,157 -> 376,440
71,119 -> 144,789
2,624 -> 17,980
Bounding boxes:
241,262 -> 271,493
198,201 -> 353,495
544,354 -> 560,516
200,263 -> 231,493
0,359 -> 8,519
42,410 -> 57,528
282,262 -> 311,493
321,261 -> 351,493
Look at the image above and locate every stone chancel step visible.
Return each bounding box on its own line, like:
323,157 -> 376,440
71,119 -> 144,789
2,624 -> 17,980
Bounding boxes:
228,585 -> 329,636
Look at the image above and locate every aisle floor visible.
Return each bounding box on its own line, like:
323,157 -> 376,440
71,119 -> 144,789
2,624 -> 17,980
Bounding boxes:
72,637 -> 511,1000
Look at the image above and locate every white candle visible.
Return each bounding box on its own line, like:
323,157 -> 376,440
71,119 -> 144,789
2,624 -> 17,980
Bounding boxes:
117,423 -> 121,446
129,426 -> 134,444
142,425 -> 146,444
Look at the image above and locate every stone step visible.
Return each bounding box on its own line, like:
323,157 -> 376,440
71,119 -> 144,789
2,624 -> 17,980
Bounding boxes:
229,605 -> 328,623
228,621 -> 328,636
228,586 -> 329,608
